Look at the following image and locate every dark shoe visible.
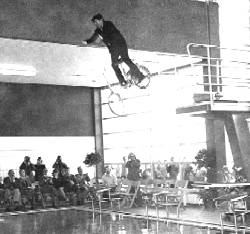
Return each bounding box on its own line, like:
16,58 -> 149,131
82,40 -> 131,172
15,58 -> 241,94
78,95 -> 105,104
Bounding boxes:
137,75 -> 145,84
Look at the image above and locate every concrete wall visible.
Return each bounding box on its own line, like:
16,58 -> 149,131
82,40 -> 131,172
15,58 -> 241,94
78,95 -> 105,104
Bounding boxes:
0,83 -> 94,136
0,0 -> 219,54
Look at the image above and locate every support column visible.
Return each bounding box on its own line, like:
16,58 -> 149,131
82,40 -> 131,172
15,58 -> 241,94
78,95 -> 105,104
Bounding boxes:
205,115 -> 226,182
224,113 -> 244,169
93,88 -> 104,179
225,113 -> 250,180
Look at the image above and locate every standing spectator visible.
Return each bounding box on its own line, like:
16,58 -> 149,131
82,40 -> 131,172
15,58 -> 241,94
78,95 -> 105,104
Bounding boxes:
34,157 -> 46,182
125,153 -> 142,206
166,157 -> 179,180
125,153 -> 141,181
19,156 -> 35,178
121,156 -> 127,178
52,155 -> 68,178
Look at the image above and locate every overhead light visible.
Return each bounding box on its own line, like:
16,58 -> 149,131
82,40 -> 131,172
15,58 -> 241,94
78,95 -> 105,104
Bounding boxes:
0,64 -> 36,76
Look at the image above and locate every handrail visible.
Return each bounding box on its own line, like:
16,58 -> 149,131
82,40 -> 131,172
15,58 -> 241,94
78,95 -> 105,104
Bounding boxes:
185,43 -> 250,105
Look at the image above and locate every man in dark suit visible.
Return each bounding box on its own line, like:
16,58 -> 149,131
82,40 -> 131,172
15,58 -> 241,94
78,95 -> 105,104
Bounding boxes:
52,155 -> 68,178
82,13 -> 145,86
4,169 -> 22,210
19,156 -> 35,178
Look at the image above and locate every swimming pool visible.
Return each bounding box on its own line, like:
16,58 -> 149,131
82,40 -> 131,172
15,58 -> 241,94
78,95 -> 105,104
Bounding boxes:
0,208 -> 222,234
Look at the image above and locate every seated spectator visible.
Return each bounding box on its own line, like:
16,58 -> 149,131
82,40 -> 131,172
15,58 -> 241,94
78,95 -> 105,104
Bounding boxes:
61,167 -> 76,193
62,167 -> 77,205
19,169 -> 32,189
154,164 -> 163,179
29,170 -> 36,184
52,156 -> 68,178
160,161 -> 168,178
74,167 -> 90,205
39,168 -> 58,208
184,165 -> 195,181
195,165 -> 208,182
4,169 -> 22,211
0,177 -> 4,189
52,170 -> 68,202
34,157 -> 46,182
19,156 -> 35,179
142,168 -> 154,185
75,167 -> 90,187
233,165 -> 247,183
220,165 -> 233,183
19,169 -> 35,209
0,177 -> 4,206
102,167 -> 117,192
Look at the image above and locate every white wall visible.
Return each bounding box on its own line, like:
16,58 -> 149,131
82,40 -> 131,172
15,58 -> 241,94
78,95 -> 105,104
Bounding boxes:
0,137 -> 95,178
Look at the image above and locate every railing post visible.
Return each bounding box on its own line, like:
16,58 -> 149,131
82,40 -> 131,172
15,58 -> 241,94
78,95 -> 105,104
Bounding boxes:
206,46 -> 214,106
216,60 -> 220,93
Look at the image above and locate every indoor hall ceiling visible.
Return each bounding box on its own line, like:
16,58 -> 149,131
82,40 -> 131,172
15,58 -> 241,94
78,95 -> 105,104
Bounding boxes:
0,38 -> 199,87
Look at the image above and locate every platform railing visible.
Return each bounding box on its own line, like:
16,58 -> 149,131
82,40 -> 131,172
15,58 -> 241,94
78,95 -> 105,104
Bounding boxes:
183,43 -> 250,108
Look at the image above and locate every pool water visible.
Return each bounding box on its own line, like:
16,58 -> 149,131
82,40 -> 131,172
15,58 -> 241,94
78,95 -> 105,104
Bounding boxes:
0,209 -> 220,234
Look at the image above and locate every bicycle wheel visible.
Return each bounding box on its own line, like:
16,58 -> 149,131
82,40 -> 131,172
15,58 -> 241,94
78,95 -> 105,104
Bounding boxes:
108,91 -> 125,116
127,65 -> 151,89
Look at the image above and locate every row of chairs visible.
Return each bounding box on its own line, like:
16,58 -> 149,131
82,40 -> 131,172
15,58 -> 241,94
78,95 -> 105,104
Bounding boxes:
96,180 -> 141,212
96,179 -> 187,219
95,179 -> 250,233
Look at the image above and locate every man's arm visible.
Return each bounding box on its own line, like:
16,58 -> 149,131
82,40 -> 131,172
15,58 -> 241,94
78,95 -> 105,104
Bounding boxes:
82,30 -> 100,45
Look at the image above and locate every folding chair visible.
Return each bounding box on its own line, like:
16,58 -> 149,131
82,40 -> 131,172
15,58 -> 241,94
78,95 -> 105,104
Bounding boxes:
110,180 -> 140,209
96,187 -> 111,212
214,193 -> 249,233
153,188 -> 183,220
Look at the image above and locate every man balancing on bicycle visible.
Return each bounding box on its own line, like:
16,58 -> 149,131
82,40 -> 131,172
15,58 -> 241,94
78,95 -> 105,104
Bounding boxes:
81,13 -> 145,87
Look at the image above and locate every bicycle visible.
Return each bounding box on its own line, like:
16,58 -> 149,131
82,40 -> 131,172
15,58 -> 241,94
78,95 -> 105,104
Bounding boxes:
103,58 -> 151,116
104,59 -> 173,116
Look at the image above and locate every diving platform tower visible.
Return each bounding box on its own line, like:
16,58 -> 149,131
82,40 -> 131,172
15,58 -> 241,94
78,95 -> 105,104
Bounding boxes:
176,43 -> 250,182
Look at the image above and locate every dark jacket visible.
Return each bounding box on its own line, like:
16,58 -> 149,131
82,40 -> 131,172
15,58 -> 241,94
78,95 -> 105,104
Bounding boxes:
86,20 -> 127,49
52,161 -> 68,177
35,164 -> 46,181
20,162 -> 35,177
52,177 -> 63,189
19,176 -> 32,190
126,159 -> 141,181
4,177 -> 20,190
